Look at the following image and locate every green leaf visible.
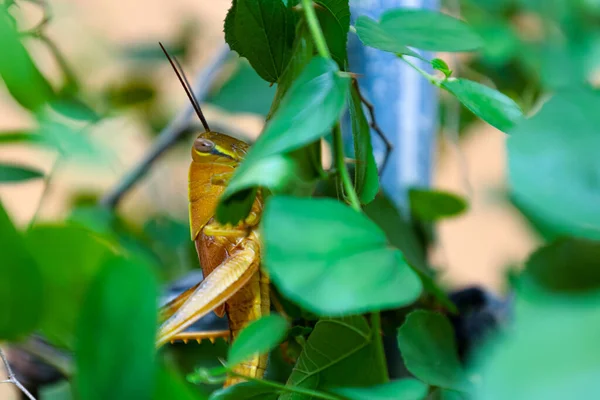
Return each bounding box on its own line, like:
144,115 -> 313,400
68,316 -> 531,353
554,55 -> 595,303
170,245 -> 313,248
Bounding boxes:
508,88 -> 600,241
355,16 -> 420,58
282,316 -> 386,399
472,280 -> 600,400
218,57 -> 349,223
408,189 -> 467,221
25,224 -> 116,348
376,9 -> 483,52
524,238 -> 600,294
314,0 -> 350,68
441,78 -> 522,132
38,117 -> 110,163
208,60 -> 276,116
397,311 -> 468,391
224,0 -> 296,82
50,95 -> 101,122
0,200 -> 43,340
39,380 -> 73,400
431,58 -> 452,78
263,196 -> 422,315
0,8 -> 55,111
0,163 -> 44,182
0,131 -> 43,144
75,256 -> 158,400
155,364 -> 207,400
228,315 -> 289,366
331,379 -> 429,400
349,84 -> 379,204
210,381 -> 279,400
105,80 -> 156,108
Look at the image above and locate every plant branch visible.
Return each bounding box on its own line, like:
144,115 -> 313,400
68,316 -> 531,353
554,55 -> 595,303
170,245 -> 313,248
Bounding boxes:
228,371 -> 340,400
0,348 -> 36,400
352,79 -> 392,175
99,43 -> 230,209
300,0 -> 331,59
333,124 -> 361,211
400,55 -> 440,86
370,312 -> 388,382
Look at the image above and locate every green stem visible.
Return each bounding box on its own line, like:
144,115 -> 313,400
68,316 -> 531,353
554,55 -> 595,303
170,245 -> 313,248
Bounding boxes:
400,55 -> 441,86
332,124 -> 361,211
301,0 -> 331,59
228,371 -> 340,400
370,312 -> 389,382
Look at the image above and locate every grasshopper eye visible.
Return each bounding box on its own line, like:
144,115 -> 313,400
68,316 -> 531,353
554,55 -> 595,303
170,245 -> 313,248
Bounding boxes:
194,138 -> 215,153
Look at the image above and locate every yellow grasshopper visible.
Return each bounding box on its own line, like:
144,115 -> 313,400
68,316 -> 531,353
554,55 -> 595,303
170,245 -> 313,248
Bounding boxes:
155,44 -> 270,386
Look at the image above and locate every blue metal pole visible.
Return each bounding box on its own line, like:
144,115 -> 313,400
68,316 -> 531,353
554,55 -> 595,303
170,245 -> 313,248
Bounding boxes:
347,0 -> 439,213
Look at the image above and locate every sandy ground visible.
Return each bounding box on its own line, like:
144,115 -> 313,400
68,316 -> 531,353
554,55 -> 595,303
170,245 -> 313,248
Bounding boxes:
1,1 -> 538,396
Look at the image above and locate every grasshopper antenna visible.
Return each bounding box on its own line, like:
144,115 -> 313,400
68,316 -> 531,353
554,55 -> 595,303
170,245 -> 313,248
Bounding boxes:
159,42 -> 211,132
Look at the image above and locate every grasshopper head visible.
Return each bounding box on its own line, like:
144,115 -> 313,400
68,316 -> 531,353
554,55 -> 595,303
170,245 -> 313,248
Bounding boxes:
191,131 -> 248,166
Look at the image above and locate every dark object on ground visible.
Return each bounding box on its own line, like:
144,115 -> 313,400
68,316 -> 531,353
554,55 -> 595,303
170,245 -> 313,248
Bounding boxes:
448,286 -> 512,361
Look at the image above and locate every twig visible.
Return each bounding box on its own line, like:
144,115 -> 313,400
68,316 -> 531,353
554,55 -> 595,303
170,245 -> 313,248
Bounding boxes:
352,79 -> 393,176
0,348 -> 36,400
99,43 -> 230,208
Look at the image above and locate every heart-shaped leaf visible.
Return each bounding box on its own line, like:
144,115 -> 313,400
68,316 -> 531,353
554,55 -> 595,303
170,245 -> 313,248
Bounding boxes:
224,0 -> 296,82
263,196 -> 422,315
228,315 -> 289,366
398,310 -> 468,391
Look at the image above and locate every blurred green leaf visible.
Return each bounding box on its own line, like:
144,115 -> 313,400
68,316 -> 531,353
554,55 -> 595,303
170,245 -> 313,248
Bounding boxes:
155,364 -> 207,400
217,57 -> 348,224
524,238 -> 600,293
210,381 -> 279,399
441,78 -> 523,132
0,8 -> 55,111
331,379 -> 429,400
224,0 -> 296,82
105,80 -> 156,108
208,60 -> 276,116
228,315 -> 289,366
25,224 -> 115,348
314,0 -> 350,68
50,94 -> 101,122
356,16 -> 420,57
472,284 -> 600,400
38,117 -> 109,163
508,88 -> 600,240
0,162 -> 44,182
144,214 -> 189,249
263,196 -> 422,315
282,316 -> 386,399
358,9 -> 482,53
349,83 -> 379,204
398,311 -> 468,391
75,256 -> 158,400
0,131 -> 43,144
39,380 -> 73,400
0,200 -> 43,340
409,189 -> 467,221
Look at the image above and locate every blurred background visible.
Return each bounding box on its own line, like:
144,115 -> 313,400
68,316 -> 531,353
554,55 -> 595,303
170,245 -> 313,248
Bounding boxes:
1,0 -> 558,396
0,0 -> 540,293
